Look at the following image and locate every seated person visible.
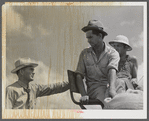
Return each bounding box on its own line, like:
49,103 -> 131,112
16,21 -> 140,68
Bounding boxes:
75,20 -> 120,108
109,35 -> 141,93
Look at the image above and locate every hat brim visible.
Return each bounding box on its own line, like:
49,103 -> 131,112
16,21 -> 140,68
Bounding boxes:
11,63 -> 38,73
109,41 -> 132,51
82,26 -> 108,36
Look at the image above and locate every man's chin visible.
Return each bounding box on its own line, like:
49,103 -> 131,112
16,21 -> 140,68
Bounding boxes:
29,79 -> 34,82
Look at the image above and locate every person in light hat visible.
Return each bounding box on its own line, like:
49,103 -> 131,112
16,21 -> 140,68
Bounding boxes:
109,35 -> 141,93
75,20 -> 120,108
6,58 -> 69,109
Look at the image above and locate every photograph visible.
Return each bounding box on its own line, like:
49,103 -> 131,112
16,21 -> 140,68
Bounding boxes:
2,2 -> 147,119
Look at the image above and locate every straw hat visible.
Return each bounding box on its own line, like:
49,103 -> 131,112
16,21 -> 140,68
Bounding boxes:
11,58 -> 38,73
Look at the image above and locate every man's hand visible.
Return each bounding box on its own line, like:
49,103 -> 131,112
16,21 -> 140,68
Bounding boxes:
131,78 -> 138,89
109,89 -> 117,98
80,95 -> 89,104
131,78 -> 138,84
136,85 -> 143,91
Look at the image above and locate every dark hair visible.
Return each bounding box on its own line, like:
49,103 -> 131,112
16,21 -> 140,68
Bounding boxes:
92,30 -> 105,39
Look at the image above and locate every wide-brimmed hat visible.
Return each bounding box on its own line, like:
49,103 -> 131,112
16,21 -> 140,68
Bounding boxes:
82,20 -> 108,36
11,58 -> 38,73
109,35 -> 132,51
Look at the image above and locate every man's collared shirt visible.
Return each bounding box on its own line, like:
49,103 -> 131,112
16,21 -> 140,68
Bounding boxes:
117,55 -> 137,79
6,80 -> 69,109
75,43 -> 120,97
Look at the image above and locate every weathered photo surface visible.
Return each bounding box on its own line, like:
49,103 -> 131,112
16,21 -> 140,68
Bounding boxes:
2,2 -> 147,119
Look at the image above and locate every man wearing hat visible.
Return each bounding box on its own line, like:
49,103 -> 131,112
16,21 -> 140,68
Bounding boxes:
75,20 -> 120,107
109,35 -> 140,93
6,58 -> 69,109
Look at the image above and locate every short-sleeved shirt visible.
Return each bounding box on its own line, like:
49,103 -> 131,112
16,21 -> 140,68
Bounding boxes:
117,55 -> 137,80
75,43 -> 120,98
115,55 -> 138,91
6,80 -> 69,109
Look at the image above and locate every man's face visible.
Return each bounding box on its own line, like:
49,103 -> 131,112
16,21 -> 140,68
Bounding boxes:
112,43 -> 127,56
86,30 -> 103,48
22,66 -> 35,82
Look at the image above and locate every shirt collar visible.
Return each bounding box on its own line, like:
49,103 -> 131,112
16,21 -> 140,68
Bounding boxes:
126,55 -> 131,61
17,80 -> 29,89
87,42 -> 108,54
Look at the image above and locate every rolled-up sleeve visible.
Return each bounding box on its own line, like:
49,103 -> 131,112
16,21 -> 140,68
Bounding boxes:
107,49 -> 120,72
36,81 -> 70,97
75,50 -> 86,78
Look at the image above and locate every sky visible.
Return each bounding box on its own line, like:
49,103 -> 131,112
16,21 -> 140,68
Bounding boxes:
5,4 -> 145,109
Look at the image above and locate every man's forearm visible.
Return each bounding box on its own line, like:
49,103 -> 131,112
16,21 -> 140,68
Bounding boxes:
76,74 -> 87,96
108,69 -> 117,98
36,81 -> 70,97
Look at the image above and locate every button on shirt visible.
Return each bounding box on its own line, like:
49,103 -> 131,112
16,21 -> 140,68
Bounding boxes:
6,80 -> 69,109
75,43 -> 120,100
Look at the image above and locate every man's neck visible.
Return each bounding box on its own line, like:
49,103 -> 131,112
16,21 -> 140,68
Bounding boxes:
92,42 -> 104,56
19,78 -> 30,86
120,53 -> 127,61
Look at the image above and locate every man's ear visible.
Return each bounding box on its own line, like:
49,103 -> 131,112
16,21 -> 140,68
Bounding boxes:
99,33 -> 103,38
20,69 -> 24,75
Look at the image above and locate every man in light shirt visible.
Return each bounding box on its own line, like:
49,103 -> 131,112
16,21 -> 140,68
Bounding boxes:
109,35 -> 142,92
6,58 -> 69,109
75,20 -> 120,108
103,35 -> 143,110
